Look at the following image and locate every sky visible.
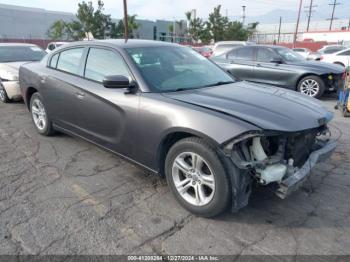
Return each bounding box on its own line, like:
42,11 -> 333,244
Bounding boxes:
0,0 -> 349,22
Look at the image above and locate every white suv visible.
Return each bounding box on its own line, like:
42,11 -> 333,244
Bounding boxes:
320,48 -> 350,68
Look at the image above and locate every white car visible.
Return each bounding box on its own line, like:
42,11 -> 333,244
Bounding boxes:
212,41 -> 254,57
320,48 -> 350,68
292,48 -> 311,59
0,43 -> 46,103
45,42 -> 68,53
308,45 -> 346,61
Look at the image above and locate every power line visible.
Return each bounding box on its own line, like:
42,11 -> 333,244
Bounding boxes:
327,0 -> 341,31
304,0 -> 317,32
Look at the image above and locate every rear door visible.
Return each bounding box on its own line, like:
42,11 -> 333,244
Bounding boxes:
43,47 -> 87,132
224,46 -> 256,81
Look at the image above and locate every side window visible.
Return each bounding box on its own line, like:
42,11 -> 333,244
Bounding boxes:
338,50 -> 350,56
257,48 -> 278,63
227,49 -> 237,60
235,47 -> 254,60
49,53 -> 59,68
84,48 -> 130,82
56,48 -> 84,75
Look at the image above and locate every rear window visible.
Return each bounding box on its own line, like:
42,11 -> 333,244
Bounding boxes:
227,47 -> 255,60
0,46 -> 46,63
56,48 -> 84,75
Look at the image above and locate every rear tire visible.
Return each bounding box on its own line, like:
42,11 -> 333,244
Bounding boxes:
0,83 -> 10,103
165,137 -> 231,217
30,93 -> 55,136
297,75 -> 325,99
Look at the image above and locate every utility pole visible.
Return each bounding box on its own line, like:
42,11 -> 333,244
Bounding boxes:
293,0 -> 303,48
173,19 -> 176,43
123,0 -> 129,42
241,6 -> 246,26
327,0 -> 341,31
305,0 -> 317,32
277,16 -> 282,43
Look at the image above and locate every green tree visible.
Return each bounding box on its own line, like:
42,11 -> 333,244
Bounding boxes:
47,0 -> 114,40
65,20 -> 85,40
207,5 -> 229,42
76,0 -> 112,39
168,24 -> 174,36
198,22 -> 212,44
185,11 -> 204,42
47,20 -> 67,40
110,15 -> 140,39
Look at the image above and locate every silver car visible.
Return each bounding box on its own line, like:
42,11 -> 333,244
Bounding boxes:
0,43 -> 46,103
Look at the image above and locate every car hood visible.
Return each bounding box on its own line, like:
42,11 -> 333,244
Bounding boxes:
287,60 -> 344,73
163,81 -> 333,132
0,62 -> 28,81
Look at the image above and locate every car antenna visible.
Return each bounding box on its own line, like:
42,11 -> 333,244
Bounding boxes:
123,0 -> 129,43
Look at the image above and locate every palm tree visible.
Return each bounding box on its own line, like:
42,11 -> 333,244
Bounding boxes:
127,15 -> 139,38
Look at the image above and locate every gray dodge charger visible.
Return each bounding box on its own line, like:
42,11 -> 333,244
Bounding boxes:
19,40 -> 336,217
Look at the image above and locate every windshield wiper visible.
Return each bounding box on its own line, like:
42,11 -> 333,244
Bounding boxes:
204,81 -> 235,87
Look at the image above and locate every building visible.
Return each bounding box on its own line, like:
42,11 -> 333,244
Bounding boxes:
254,19 -> 350,43
0,3 -> 189,48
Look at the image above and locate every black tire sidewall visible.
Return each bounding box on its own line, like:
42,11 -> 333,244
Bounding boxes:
30,93 -> 53,136
165,138 -> 231,217
298,75 -> 325,99
0,82 -> 10,103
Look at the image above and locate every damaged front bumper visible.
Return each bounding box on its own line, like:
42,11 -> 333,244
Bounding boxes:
276,139 -> 336,199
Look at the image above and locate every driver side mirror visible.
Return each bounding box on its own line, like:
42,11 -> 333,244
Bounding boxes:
103,75 -> 136,90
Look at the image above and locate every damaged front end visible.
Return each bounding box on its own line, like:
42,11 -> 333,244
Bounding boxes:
224,125 -> 336,211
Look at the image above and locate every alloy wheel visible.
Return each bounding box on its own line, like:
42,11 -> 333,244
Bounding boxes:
31,98 -> 47,131
172,152 -> 215,206
299,79 -> 320,97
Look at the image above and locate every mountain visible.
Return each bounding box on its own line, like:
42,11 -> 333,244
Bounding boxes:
245,4 -> 350,24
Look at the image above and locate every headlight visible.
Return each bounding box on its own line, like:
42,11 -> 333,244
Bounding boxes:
223,131 -> 264,150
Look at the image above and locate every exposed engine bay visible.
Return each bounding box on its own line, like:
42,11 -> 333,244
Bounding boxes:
228,124 -> 335,200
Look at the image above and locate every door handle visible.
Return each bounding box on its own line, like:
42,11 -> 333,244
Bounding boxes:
40,76 -> 46,83
75,91 -> 85,99
256,64 -> 262,67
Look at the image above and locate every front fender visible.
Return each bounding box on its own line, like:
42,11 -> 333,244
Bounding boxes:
137,94 -> 261,171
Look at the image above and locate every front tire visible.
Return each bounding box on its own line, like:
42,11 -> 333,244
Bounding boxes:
297,75 -> 325,99
0,83 -> 10,103
165,137 -> 231,217
30,93 -> 55,136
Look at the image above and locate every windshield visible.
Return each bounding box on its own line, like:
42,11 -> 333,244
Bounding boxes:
126,46 -> 234,92
0,46 -> 46,63
275,47 -> 305,62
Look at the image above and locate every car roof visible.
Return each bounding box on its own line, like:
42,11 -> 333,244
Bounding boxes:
335,47 -> 350,54
49,42 -> 69,45
0,43 -> 38,47
62,39 -> 178,49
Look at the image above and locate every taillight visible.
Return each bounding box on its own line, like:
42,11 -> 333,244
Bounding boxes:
320,56 -> 324,60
